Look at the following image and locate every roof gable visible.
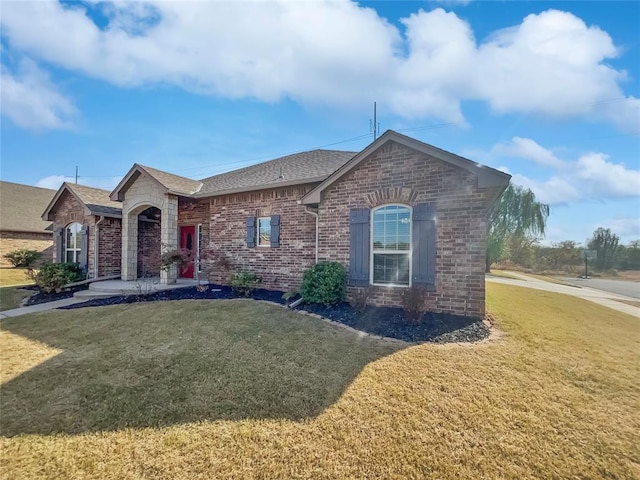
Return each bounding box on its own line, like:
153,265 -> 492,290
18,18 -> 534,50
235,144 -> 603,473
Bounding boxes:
301,130 -> 511,205
0,181 -> 56,233
43,183 -> 122,221
110,164 -> 203,201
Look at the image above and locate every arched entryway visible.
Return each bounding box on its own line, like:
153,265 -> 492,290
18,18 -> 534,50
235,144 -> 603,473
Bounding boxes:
121,195 -> 178,285
137,207 -> 161,278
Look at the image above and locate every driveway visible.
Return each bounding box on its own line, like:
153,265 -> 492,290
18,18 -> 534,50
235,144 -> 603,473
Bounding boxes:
487,271 -> 640,317
557,277 -> 639,299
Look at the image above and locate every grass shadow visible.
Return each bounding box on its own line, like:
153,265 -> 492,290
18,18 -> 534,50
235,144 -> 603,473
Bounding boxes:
1,299 -> 402,437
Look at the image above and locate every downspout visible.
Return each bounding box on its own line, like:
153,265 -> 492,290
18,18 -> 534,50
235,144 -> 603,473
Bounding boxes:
303,206 -> 319,264
94,216 -> 105,279
289,204 -> 319,309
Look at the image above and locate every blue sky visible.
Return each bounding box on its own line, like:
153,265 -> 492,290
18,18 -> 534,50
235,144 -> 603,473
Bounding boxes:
1,0 -> 638,245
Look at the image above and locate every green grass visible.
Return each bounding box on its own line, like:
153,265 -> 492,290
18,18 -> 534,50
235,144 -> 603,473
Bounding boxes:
1,288 -> 639,479
0,286 -> 34,311
0,267 -> 34,287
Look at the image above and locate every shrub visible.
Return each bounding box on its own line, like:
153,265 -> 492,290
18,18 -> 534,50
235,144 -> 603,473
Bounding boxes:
230,271 -> 261,297
160,248 -> 192,271
301,262 -> 347,306
3,249 -> 41,267
31,262 -> 84,293
401,286 -> 430,323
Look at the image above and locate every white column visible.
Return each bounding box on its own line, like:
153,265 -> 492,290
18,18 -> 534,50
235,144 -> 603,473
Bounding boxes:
121,212 -> 138,281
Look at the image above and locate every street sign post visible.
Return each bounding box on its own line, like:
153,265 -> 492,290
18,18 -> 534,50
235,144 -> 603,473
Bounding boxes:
580,250 -> 597,278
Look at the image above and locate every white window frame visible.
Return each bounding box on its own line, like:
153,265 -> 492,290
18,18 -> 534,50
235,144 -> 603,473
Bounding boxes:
370,204 -> 412,287
257,217 -> 271,247
65,222 -> 83,264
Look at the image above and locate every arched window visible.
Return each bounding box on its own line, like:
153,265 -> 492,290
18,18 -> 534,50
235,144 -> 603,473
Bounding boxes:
65,223 -> 83,263
371,205 -> 411,286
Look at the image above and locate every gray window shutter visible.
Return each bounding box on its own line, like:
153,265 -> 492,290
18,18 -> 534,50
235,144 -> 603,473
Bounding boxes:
246,216 -> 256,248
78,225 -> 89,274
270,215 -> 280,248
412,203 -> 436,290
55,228 -> 63,263
349,208 -> 370,286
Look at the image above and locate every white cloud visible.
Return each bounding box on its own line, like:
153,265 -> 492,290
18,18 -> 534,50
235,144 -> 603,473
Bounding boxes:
36,175 -> 122,191
510,173 -> 580,205
602,217 -> 640,238
0,58 -> 76,130
491,137 -> 566,168
0,2 -> 637,130
575,152 -> 640,197
489,138 -> 640,205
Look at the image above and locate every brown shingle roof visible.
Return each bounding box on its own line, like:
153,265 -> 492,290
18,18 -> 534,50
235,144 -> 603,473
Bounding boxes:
138,165 -> 203,196
65,183 -> 122,216
0,181 -> 56,233
197,149 -> 356,196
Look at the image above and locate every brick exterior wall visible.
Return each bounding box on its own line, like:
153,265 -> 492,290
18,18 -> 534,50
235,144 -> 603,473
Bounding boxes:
50,190 -> 122,278
318,141 -> 497,319
0,231 -> 53,267
97,217 -> 122,277
204,186 -> 317,291
137,219 -> 161,277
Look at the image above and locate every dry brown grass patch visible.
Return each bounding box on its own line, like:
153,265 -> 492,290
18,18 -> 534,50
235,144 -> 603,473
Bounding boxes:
1,287 -> 639,479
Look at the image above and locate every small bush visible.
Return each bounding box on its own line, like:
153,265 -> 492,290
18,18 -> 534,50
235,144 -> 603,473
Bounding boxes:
3,249 -> 41,267
230,271 -> 261,297
401,286 -> 430,323
301,262 -> 347,306
349,287 -> 371,312
160,248 -> 192,271
31,262 -> 84,293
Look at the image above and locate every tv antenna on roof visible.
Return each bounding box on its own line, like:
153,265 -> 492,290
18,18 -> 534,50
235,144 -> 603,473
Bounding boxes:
370,102 -> 380,140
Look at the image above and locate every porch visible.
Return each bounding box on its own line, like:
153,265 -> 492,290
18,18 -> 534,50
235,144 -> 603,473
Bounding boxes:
74,277 -> 207,301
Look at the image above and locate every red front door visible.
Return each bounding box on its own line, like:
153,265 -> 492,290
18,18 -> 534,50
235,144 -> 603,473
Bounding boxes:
180,225 -> 195,278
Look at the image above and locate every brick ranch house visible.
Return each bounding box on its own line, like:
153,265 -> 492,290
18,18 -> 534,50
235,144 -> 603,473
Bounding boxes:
43,131 -> 510,318
0,181 -> 56,267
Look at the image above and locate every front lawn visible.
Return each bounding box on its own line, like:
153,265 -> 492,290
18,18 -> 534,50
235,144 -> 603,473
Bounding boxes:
0,286 -> 34,311
2,286 -> 639,479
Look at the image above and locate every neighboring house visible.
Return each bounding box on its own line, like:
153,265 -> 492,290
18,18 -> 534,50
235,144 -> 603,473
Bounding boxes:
45,131 -> 510,318
0,181 -> 56,267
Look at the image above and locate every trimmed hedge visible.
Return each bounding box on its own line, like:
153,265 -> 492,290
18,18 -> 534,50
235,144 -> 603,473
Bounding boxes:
301,262 -> 346,306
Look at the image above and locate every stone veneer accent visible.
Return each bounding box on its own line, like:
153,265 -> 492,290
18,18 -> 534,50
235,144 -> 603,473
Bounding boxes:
121,173 -> 178,284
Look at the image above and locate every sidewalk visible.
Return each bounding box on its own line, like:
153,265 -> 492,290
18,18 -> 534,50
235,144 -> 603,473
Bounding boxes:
487,271 -> 640,317
0,298 -> 85,319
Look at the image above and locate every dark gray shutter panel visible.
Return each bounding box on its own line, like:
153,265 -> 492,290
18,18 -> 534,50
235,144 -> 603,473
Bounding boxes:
246,216 -> 256,248
270,215 -> 280,248
78,225 -> 89,274
412,203 -> 436,290
55,228 -> 64,263
349,208 -> 370,286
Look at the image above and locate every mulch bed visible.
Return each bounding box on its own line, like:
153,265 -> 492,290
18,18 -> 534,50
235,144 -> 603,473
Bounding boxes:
55,284 -> 489,344
20,285 -> 88,307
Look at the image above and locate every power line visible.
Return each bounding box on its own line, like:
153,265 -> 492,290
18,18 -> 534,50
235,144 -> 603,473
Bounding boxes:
73,121 -> 461,180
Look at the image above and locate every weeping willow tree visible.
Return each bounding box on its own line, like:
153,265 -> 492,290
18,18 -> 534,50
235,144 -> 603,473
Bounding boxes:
486,183 -> 550,272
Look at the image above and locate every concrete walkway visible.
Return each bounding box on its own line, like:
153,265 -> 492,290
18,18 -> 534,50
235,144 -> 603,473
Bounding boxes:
487,271 -> 640,317
0,297 -> 85,319
1,278 -> 205,319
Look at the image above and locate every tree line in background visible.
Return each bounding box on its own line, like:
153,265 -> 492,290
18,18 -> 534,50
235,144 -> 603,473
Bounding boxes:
487,184 -> 639,274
